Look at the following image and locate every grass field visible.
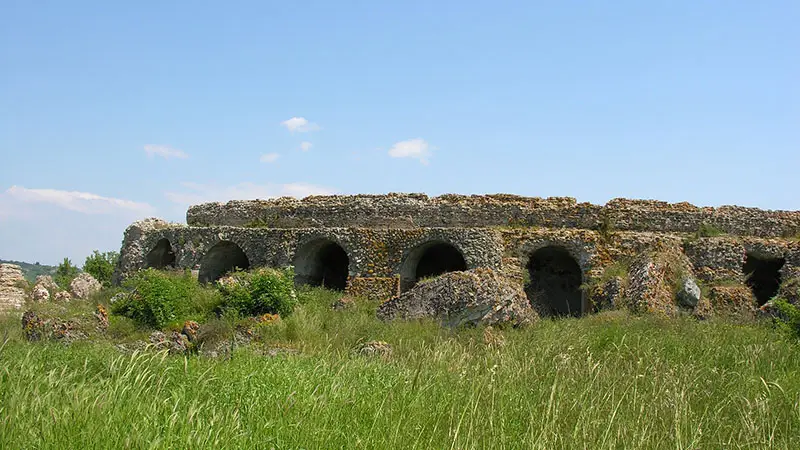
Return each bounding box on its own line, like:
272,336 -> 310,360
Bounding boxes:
1,289 -> 799,449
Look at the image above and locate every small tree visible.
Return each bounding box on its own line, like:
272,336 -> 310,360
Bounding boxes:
83,250 -> 119,287
54,258 -> 80,290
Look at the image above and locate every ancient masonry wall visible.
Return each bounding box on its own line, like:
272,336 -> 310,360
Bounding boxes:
115,194 -> 800,315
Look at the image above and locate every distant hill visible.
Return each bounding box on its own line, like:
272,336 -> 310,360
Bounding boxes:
0,260 -> 57,282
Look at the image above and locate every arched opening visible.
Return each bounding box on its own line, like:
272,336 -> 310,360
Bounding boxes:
198,241 -> 250,284
400,241 -> 467,291
145,238 -> 176,270
294,239 -> 350,291
526,246 -> 584,317
743,253 -> 785,305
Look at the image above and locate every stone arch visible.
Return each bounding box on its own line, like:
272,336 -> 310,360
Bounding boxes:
526,245 -> 584,317
145,238 -> 176,270
294,238 -> 350,291
400,240 -> 468,291
198,240 -> 251,283
743,253 -> 786,305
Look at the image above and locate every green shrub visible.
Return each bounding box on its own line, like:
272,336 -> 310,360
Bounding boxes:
218,268 -> 297,318
696,222 -> 725,238
112,269 -> 222,329
596,214 -> 616,242
54,258 -> 80,290
83,250 -> 119,287
771,298 -> 800,339
580,260 -> 630,294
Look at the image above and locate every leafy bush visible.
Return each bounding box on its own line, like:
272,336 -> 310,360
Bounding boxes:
596,214 -> 616,242
113,269 -> 222,329
696,222 -> 725,238
83,250 -> 119,287
771,298 -> 800,340
54,258 -> 80,290
218,268 -> 297,318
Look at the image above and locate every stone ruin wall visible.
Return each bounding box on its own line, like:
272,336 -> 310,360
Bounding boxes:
115,194 -> 800,318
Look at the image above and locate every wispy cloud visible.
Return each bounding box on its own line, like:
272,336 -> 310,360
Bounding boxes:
165,182 -> 335,206
300,141 -> 313,152
280,117 -> 320,133
260,153 -> 280,163
143,144 -> 188,160
4,185 -> 155,216
388,138 -> 432,165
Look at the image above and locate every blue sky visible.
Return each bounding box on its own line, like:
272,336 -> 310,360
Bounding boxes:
1,1 -> 798,265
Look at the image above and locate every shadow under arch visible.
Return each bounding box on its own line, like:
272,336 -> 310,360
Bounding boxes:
526,245 -> 584,317
294,238 -> 350,291
145,238 -> 176,270
198,240 -> 251,283
743,252 -> 786,305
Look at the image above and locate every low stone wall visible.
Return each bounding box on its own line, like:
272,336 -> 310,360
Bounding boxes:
115,219 -> 504,286
186,194 -> 800,238
117,195 -> 800,319
0,264 -> 26,312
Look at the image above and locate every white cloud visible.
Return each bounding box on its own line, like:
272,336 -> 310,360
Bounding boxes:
164,182 -> 336,207
388,138 -> 432,164
300,141 -> 313,152
3,185 -> 155,216
0,186 -> 157,264
143,144 -> 188,160
280,117 -> 320,133
260,153 -> 280,163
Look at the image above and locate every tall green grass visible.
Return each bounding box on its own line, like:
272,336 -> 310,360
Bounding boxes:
1,291 -> 799,448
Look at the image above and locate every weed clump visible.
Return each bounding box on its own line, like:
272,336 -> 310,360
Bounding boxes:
217,268 -> 297,318
596,214 -> 616,242
695,222 -> 725,238
54,258 -> 80,290
82,250 -> 119,288
769,298 -> 800,339
112,269 -> 222,329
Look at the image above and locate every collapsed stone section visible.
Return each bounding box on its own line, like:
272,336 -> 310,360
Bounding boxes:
0,264 -> 26,312
378,268 -> 536,328
400,241 -> 467,291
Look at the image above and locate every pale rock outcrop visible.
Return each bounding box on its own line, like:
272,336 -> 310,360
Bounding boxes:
69,273 -> 102,300
677,277 -> 702,308
31,284 -> 50,302
0,264 -> 27,312
31,275 -> 59,302
31,274 -> 74,302
626,246 -> 697,315
377,268 -> 536,328
54,290 -> 73,302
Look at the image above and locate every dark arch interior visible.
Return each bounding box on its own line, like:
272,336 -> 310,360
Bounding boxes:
743,253 -> 785,305
526,246 -> 584,317
198,241 -> 250,283
145,238 -> 176,270
294,240 -> 349,291
401,242 -> 467,291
